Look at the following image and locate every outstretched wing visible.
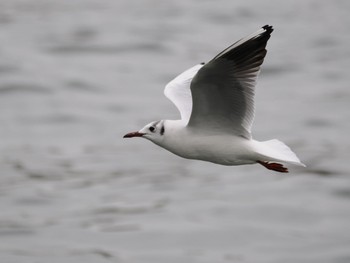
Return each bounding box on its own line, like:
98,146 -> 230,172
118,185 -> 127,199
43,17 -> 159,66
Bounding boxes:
164,64 -> 204,123
188,25 -> 273,139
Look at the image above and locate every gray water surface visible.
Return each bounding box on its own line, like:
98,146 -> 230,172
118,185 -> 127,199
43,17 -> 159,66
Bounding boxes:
1,1 -> 350,262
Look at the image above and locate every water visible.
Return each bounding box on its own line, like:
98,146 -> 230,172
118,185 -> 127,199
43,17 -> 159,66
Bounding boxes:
1,0 -> 350,262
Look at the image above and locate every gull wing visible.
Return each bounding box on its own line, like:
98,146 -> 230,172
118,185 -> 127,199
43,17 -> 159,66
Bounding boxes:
164,64 -> 204,123
188,25 -> 273,139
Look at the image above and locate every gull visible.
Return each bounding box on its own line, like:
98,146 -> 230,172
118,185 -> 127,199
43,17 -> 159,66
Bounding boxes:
124,25 -> 305,173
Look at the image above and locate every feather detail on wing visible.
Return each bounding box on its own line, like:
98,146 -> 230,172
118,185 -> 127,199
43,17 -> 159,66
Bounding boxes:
164,64 -> 204,124
188,25 -> 273,139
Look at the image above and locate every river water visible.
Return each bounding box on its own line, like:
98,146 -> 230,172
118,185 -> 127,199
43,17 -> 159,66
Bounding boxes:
1,0 -> 350,262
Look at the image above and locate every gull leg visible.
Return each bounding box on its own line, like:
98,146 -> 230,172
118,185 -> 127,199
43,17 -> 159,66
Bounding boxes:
257,161 -> 289,173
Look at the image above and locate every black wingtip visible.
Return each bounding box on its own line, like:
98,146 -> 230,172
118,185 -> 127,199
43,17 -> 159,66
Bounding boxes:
262,25 -> 274,34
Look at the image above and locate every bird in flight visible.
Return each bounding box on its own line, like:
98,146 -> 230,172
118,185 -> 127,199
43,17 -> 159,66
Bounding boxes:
124,25 -> 304,173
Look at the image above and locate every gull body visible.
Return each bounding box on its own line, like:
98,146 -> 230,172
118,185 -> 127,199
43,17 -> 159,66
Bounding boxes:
124,25 -> 305,173
147,120 -> 255,165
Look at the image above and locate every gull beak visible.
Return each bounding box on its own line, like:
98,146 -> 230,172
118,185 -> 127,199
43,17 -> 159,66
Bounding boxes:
123,131 -> 145,138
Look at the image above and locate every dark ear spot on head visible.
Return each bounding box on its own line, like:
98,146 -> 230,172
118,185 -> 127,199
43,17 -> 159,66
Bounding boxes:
160,125 -> 165,135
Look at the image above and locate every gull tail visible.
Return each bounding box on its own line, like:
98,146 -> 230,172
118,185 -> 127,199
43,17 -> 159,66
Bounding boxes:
255,139 -> 305,172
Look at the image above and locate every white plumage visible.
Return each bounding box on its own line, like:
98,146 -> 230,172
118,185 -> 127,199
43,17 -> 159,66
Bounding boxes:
124,25 -> 305,173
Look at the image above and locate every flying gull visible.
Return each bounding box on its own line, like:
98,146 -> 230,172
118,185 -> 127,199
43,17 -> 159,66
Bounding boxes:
124,25 -> 304,173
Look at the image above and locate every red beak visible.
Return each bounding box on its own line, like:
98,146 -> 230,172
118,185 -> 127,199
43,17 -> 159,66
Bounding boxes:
123,131 -> 145,138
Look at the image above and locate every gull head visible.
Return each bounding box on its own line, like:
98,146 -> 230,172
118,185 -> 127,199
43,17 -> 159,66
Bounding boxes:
123,120 -> 165,144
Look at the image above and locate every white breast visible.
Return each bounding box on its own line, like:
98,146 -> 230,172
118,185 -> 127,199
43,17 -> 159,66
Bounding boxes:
159,120 -> 257,166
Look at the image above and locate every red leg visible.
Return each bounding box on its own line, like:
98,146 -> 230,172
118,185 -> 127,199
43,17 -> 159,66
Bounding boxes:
257,161 -> 289,173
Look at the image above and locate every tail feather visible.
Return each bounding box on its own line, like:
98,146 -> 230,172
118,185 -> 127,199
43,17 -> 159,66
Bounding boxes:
256,139 -> 305,167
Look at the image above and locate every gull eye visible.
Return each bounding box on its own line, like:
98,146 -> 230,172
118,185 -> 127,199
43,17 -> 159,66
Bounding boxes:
149,126 -> 156,132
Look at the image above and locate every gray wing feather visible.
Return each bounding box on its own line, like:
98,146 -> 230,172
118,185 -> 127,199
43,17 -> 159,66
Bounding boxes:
188,25 -> 273,139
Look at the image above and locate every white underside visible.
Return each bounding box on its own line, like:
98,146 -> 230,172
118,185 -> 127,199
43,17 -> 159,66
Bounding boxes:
154,120 -> 304,167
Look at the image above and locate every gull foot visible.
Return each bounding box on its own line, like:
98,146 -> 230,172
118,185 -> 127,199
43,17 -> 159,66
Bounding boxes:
257,161 -> 289,173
